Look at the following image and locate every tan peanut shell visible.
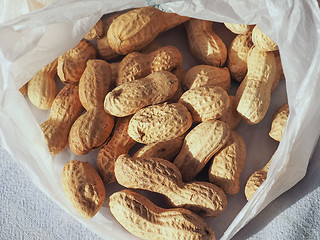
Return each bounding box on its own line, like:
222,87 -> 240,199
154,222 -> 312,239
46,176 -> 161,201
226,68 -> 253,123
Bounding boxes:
97,15 -> 120,60
169,64 -> 186,103
115,155 -> 227,217
57,40 -> 96,84
62,160 -> 105,218
227,32 -> 253,82
179,86 -> 230,122
107,6 -> 189,55
96,116 -> 136,184
174,120 -> 230,182
116,45 -> 183,86
128,103 -> 192,144
19,83 -> 27,96
104,71 -> 178,117
208,130 -> 246,194
109,190 -> 216,240
69,60 -> 114,155
269,103 -> 289,141
183,65 -> 231,91
224,23 -> 254,34
27,58 -> 58,110
40,84 -> 84,155
245,158 -> 272,200
133,135 -> 184,161
84,19 -> 104,40
252,26 -> 278,51
236,47 -> 277,124
218,95 -> 242,129
185,19 -> 227,67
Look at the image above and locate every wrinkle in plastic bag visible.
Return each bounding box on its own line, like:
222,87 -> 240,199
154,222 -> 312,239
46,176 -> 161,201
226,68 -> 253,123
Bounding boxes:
1,0 -> 320,239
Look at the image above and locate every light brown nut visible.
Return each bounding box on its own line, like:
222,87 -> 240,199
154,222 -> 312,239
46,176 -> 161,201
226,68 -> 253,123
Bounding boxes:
183,65 -> 231,91
173,120 -> 230,182
57,40 -> 96,84
245,158 -> 272,200
269,103 -> 289,141
179,86 -> 230,122
208,130 -> 246,194
235,47 -> 277,124
218,95 -> 242,129
252,26 -> 278,51
133,135 -> 184,161
128,102 -> 192,144
27,59 -> 58,110
115,155 -> 227,217
185,19 -> 227,67
116,45 -> 183,86
168,64 -> 186,103
104,71 -> 178,117
107,6 -> 189,55
96,14 -> 120,60
109,190 -> 216,240
19,83 -> 27,96
40,84 -> 84,155
224,23 -> 254,34
62,160 -> 105,219
96,116 -> 136,184
227,32 -> 253,82
84,19 -> 104,40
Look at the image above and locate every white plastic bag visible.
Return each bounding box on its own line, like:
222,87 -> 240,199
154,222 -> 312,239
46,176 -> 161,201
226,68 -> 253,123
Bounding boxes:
1,0 -> 320,239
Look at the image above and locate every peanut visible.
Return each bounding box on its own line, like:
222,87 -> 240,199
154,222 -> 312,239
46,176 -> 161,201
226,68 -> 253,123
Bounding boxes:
252,26 -> 278,51
185,19 -> 227,67
169,64 -> 186,103
27,59 -> 58,110
40,84 -> 84,155
96,116 -> 136,184
224,23 -> 254,34
116,45 -> 183,86
173,120 -> 230,182
133,135 -> 184,161
107,6 -> 189,55
115,154 -> 227,217
218,95 -> 242,129
84,19 -> 104,40
182,65 -> 231,91
271,50 -> 285,92
269,103 -> 289,141
227,32 -> 253,82
62,160 -> 105,218
235,46 -> 277,124
208,130 -> 246,194
104,71 -> 178,117
109,190 -> 216,240
57,40 -> 96,84
69,60 -> 114,155
19,83 -> 27,96
179,86 -> 230,122
128,102 -> 192,144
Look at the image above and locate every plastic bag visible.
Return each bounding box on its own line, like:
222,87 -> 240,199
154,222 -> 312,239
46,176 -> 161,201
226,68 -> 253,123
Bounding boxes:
1,0 -> 320,239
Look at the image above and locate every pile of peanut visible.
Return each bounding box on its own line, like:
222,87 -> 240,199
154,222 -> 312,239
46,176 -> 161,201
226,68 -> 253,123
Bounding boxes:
22,6 -> 289,240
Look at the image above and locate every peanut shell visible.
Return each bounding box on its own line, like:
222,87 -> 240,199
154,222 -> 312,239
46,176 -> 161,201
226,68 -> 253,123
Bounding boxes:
269,103 -> 289,141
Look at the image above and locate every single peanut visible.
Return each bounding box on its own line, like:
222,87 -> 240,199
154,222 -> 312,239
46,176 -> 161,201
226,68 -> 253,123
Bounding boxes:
179,86 -> 230,122
104,71 -> 178,117
218,95 -> 242,129
208,130 -> 246,194
40,84 -> 84,155
182,65 -> 231,91
116,45 -> 183,86
107,6 -> 189,55
84,19 -> 104,40
168,64 -> 186,103
185,19 -> 227,67
252,26 -> 278,51
227,32 -> 253,82
109,190 -> 216,240
115,154 -> 227,217
96,116 -> 136,184
235,46 -> 277,124
68,60 -> 114,155
57,40 -> 96,84
174,120 -> 230,182
224,23 -> 254,34
269,103 -> 289,141
62,160 -> 105,218
128,102 -> 192,144
19,83 -> 27,96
